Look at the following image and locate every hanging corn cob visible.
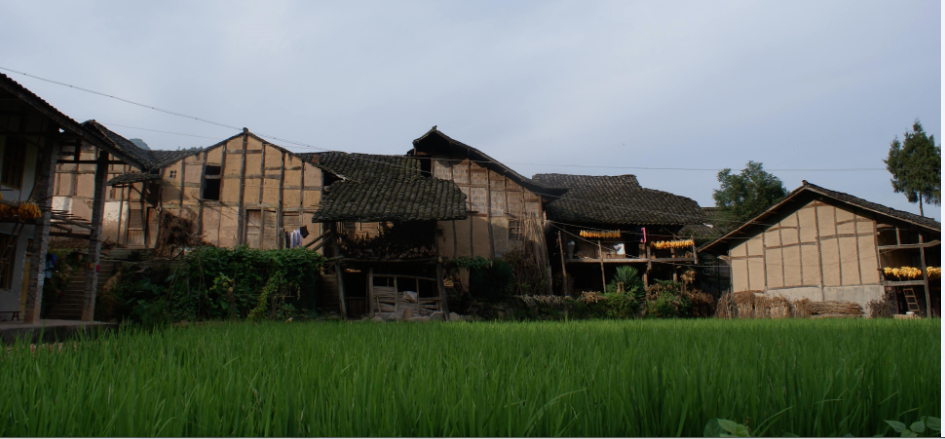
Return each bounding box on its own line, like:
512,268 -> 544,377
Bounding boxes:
579,229 -> 621,239
883,266 -> 925,280
927,267 -> 941,279
0,203 -> 14,218
651,239 -> 695,250
16,200 -> 41,220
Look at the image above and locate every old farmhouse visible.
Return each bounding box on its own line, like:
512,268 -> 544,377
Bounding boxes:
50,125 -> 710,319
0,73 -> 153,323
700,181 -> 941,317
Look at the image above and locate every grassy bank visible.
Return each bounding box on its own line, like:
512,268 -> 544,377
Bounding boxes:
1,319 -> 938,436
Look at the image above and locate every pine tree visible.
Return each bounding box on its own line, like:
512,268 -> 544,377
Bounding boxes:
884,120 -> 941,217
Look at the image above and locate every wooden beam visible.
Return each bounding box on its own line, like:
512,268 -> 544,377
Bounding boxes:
330,222 -> 347,319
82,150 -> 109,321
277,151 -> 285,249
558,230 -> 568,296
436,258 -> 451,319
236,129 -> 248,245
877,240 -> 941,251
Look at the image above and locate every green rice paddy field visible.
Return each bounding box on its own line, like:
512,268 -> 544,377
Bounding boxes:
1,319 -> 939,437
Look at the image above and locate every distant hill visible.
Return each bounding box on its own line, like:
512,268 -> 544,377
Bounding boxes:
129,138 -> 150,151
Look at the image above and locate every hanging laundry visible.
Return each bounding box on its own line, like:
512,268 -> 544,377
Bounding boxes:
299,225 -> 309,238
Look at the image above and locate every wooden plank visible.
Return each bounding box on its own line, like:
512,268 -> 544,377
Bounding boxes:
877,240 -> 941,250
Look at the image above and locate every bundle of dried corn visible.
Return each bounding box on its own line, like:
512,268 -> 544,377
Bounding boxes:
807,301 -> 862,316
733,292 -> 756,318
767,296 -> 792,319
714,293 -> 735,318
791,298 -> 811,318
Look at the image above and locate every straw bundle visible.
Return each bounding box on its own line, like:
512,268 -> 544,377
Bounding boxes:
791,299 -> 811,318
766,296 -> 792,319
579,291 -> 607,304
733,292 -> 756,318
868,291 -> 897,318
807,301 -> 862,316
714,293 -> 736,319
519,295 -> 569,308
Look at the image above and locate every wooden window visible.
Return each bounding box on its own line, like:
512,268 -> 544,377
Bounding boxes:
1,138 -> 27,189
509,219 -> 523,241
168,170 -> 177,179
202,165 -> 221,200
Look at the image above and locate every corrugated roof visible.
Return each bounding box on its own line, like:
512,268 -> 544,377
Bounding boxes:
532,173 -> 706,226
699,181 -> 942,253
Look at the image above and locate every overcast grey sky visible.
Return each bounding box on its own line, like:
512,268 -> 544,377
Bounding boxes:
1,1 -> 940,220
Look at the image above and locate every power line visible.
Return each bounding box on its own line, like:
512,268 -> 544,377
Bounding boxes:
3,66 -> 937,173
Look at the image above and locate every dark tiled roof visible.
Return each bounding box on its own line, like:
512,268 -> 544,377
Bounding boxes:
83,120 -> 159,169
679,207 -> 723,237
0,73 -> 150,168
150,149 -> 202,167
313,177 -> 467,222
802,181 -> 940,230
532,173 -> 706,226
699,181 -> 941,253
106,172 -> 161,186
315,152 -> 420,182
412,127 -> 568,196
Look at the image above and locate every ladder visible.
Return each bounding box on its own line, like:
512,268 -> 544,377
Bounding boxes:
903,288 -> 922,313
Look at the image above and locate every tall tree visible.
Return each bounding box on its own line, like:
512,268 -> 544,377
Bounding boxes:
884,120 -> 941,217
712,161 -> 787,230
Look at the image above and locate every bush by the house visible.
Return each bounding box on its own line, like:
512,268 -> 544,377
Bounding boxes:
95,246 -> 325,325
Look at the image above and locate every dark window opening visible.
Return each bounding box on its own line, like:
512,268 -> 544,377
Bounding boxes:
1,138 -> 26,189
419,157 -> 432,177
202,165 -> 222,200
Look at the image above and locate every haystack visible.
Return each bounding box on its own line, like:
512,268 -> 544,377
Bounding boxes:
807,301 -> 862,316
714,293 -> 735,319
791,298 -> 811,318
766,296 -> 792,319
733,292 -> 756,318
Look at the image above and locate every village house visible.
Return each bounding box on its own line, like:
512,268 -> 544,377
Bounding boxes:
0,73 -> 151,323
699,181 -> 941,317
530,173 -> 707,293
53,127 -> 327,250
52,124 -> 712,319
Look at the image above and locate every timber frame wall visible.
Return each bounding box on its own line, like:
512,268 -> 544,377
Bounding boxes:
53,130 -> 326,249
430,157 -> 546,260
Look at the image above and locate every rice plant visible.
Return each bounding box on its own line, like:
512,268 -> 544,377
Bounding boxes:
0,319 -> 938,436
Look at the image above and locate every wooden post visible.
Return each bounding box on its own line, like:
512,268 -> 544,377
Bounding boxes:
644,245 -> 651,287
691,234 -> 697,263
277,152 -> 285,249
598,240 -> 606,292
368,267 -> 375,316
557,230 -> 568,296
331,222 -> 347,319
24,140 -> 60,324
436,258 -> 451,319
81,150 -> 109,321
919,232 -> 931,318
236,129 -> 248,245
